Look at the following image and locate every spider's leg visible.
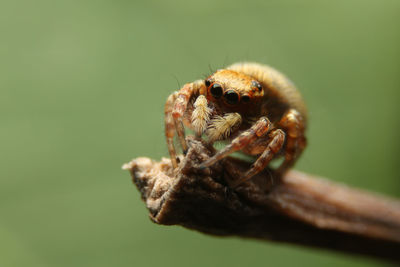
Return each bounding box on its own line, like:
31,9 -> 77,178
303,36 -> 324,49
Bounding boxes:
172,83 -> 194,153
199,117 -> 271,168
231,129 -> 285,187
276,109 -> 307,174
165,80 -> 204,168
164,92 -> 179,168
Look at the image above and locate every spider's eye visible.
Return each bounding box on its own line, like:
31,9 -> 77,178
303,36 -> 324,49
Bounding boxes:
241,95 -> 250,103
251,81 -> 262,92
210,83 -> 223,98
205,79 -> 212,87
224,90 -> 239,105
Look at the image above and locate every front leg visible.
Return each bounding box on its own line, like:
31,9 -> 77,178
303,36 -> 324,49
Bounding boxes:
231,129 -> 285,187
164,92 -> 179,168
165,80 -> 205,168
199,117 -> 271,168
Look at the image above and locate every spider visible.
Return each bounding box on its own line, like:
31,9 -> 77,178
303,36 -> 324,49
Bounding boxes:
164,62 -> 307,187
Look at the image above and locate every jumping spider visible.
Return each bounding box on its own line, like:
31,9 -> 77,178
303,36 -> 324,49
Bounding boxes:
165,62 -> 307,187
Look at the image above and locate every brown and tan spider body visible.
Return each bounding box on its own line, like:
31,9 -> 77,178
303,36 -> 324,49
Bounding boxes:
165,62 -> 307,187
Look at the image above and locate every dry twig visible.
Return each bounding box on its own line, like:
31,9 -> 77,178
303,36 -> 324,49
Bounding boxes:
123,137 -> 400,262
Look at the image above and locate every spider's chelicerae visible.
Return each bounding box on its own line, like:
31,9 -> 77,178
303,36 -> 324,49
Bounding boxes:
165,62 -> 307,187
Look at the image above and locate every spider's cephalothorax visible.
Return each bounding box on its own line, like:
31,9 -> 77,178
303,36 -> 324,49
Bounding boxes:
164,62 -> 307,187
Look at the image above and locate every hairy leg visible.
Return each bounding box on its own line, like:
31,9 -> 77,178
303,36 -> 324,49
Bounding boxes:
165,80 -> 205,168
231,129 -> 285,187
276,109 -> 306,174
172,83 -> 193,153
164,92 -> 179,168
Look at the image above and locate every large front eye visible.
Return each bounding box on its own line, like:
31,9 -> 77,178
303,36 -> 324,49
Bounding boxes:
224,90 -> 239,105
210,83 -> 223,98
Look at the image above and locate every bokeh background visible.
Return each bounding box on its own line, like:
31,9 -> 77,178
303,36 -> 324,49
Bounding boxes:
1,0 -> 399,266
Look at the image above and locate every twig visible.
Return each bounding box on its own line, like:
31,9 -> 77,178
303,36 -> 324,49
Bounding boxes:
123,136 -> 400,262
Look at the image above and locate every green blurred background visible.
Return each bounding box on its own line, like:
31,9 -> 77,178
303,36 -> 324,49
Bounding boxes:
1,0 -> 399,266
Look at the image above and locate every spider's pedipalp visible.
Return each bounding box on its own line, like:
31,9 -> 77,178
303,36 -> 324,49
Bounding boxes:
206,113 -> 242,143
191,95 -> 211,137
